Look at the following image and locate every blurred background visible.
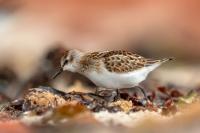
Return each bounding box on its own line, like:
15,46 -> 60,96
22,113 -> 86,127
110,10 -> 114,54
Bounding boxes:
0,0 -> 200,100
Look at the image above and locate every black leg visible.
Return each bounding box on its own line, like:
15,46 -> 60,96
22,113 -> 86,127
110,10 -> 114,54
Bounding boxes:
114,89 -> 120,101
136,86 -> 148,101
95,88 -> 99,94
116,89 -> 119,96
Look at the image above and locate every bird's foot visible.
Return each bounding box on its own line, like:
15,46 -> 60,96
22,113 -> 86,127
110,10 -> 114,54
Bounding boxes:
94,88 -> 107,95
135,86 -> 150,106
113,89 -> 121,101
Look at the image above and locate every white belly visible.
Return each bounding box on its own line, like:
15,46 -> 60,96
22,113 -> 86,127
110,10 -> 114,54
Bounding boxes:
84,64 -> 160,89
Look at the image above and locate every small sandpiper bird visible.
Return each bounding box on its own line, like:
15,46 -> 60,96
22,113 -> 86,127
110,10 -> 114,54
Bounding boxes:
53,49 -> 172,100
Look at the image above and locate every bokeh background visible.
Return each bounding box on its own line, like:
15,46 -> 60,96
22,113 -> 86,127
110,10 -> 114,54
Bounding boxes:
0,0 -> 200,99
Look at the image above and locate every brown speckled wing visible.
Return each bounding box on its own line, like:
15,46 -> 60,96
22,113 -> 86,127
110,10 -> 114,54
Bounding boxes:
79,51 -> 109,72
102,50 -> 164,73
102,51 -> 148,73
80,50 -> 163,73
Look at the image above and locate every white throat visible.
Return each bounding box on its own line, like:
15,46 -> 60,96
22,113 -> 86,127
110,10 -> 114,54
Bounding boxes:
63,53 -> 83,72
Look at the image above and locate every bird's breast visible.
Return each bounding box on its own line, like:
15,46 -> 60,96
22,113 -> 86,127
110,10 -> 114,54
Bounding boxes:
83,67 -> 152,89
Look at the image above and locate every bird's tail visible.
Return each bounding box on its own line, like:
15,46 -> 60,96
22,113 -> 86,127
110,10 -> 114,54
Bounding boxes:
145,57 -> 174,66
160,57 -> 174,62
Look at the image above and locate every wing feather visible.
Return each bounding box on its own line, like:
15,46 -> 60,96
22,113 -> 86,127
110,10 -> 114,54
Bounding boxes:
80,50 -> 169,73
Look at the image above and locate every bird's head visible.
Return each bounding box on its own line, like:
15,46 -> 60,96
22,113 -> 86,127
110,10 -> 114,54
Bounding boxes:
52,49 -> 83,79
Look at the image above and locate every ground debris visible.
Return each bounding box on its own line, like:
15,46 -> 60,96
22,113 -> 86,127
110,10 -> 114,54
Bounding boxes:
22,87 -> 67,114
0,85 -> 199,125
108,100 -> 133,113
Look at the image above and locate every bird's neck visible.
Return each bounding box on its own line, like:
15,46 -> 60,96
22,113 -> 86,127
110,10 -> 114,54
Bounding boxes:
72,54 -> 84,72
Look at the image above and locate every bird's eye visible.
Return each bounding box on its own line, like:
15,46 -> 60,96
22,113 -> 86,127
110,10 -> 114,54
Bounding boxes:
64,60 -> 68,65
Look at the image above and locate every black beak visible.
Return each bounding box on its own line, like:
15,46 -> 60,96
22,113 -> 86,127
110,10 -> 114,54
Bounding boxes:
52,67 -> 63,79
